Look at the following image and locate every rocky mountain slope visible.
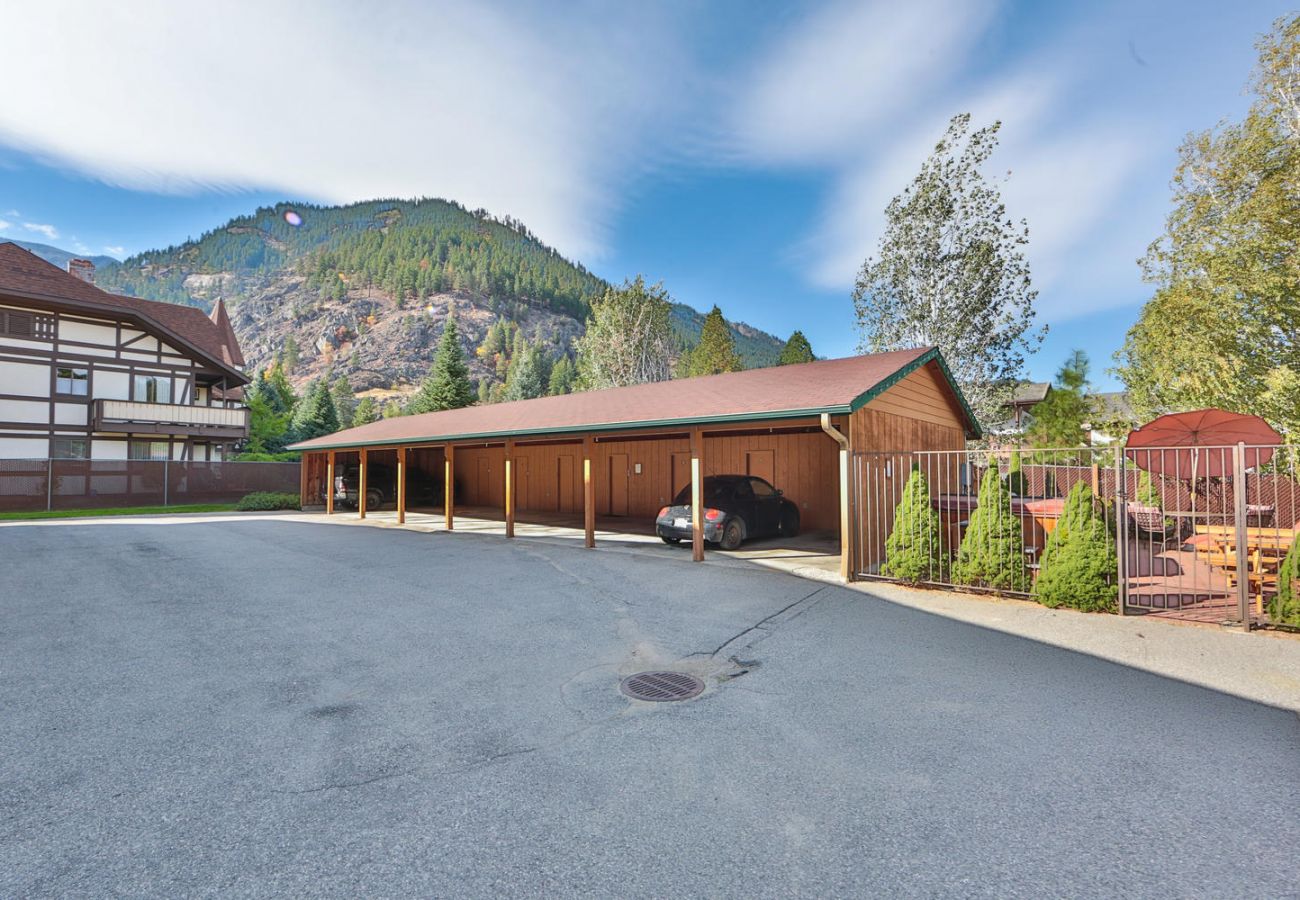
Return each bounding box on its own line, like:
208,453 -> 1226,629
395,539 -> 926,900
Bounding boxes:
76,199 -> 783,395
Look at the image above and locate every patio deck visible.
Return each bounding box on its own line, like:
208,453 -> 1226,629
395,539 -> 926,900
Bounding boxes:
1123,539 -> 1269,627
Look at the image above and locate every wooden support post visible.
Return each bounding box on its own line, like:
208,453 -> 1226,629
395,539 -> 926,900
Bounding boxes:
583,435 -> 595,549
691,428 -> 704,562
445,445 -> 455,530
358,447 -> 368,519
838,446 -> 852,581
396,446 -> 407,525
504,438 -> 515,538
326,450 -> 335,515
299,453 -> 309,509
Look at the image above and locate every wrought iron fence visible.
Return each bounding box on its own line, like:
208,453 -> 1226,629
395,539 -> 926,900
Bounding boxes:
0,459 -> 300,513
852,443 -> 1300,629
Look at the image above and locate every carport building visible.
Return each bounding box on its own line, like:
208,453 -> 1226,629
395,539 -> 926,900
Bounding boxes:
289,346 -> 979,579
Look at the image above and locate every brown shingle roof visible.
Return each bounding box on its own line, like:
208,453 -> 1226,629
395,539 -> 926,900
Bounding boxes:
0,242 -> 246,382
291,346 -> 979,451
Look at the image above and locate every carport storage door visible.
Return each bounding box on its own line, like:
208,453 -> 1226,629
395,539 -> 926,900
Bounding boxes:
609,453 -> 629,516
671,452 -> 690,500
746,449 -> 775,484
557,455 -> 574,512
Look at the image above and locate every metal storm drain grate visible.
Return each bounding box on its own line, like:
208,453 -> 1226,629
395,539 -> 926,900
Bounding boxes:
619,671 -> 705,702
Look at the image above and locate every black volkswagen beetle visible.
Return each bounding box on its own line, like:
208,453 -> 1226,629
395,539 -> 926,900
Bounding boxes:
655,475 -> 800,550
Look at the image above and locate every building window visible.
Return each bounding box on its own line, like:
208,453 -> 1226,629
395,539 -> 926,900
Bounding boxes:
0,309 -> 55,341
51,438 -> 89,459
129,440 -> 170,461
55,366 -> 89,396
134,374 -> 171,404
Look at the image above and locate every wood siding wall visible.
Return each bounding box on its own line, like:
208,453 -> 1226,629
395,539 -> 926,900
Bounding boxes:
449,426 -> 843,533
850,360 -> 969,568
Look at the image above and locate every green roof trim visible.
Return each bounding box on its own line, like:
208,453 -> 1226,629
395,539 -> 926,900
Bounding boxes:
846,347 -> 982,438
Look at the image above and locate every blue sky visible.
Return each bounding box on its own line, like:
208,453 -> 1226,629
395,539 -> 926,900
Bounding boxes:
0,1 -> 1289,388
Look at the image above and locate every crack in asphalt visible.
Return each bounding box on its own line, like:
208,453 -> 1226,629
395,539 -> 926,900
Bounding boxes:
699,585 -> 830,660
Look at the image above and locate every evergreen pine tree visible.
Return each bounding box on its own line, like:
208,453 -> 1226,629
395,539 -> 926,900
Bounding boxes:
1033,481 -> 1118,612
289,379 -> 340,442
778,330 -> 815,365
952,466 -> 1030,591
881,465 -> 946,583
352,396 -> 379,427
501,341 -> 547,402
687,306 -> 743,376
1004,451 -> 1028,496
281,335 -> 301,373
408,316 -> 475,414
548,356 -> 576,395
1269,539 -> 1300,626
331,375 -> 357,427
265,362 -> 297,414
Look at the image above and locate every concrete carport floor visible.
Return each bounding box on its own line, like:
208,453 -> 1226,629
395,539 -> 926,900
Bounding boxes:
316,503 -> 846,579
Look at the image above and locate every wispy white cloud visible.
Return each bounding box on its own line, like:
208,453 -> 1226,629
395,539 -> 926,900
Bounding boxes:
729,0 -> 1002,165
727,0 -> 1154,321
0,1 -> 700,261
22,222 -> 58,240
103,245 -> 125,257
0,219 -> 10,231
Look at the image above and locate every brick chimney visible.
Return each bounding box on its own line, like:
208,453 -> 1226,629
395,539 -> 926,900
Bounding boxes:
67,258 -> 95,284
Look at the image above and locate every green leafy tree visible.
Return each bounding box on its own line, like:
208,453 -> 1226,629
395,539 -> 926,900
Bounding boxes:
330,375 -> 357,427
548,355 -> 576,395
382,399 -> 404,418
502,340 -> 548,402
408,316 -> 475,414
778,330 -> 815,365
1269,539 -> 1300,625
352,396 -> 379,427
952,466 -> 1030,591
881,465 -> 946,583
1116,15 -> 1300,438
686,305 -> 743,376
852,113 -> 1044,430
1027,350 -> 1098,450
243,389 -> 290,454
289,378 -> 340,442
1033,482 -> 1117,612
576,275 -> 675,389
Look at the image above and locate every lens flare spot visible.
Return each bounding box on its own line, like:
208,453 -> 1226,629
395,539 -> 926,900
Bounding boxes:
283,210 -> 303,227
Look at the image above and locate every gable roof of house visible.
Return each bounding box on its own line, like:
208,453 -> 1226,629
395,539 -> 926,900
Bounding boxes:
0,242 -> 247,383
290,346 -> 980,452
1010,382 -> 1051,405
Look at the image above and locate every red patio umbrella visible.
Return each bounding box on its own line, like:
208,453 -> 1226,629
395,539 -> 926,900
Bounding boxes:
1125,408 -> 1281,477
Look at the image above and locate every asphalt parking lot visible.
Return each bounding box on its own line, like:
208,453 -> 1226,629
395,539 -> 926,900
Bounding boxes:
2,516 -> 1297,897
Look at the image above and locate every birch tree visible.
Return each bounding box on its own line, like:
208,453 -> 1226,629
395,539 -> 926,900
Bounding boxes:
852,113 -> 1044,429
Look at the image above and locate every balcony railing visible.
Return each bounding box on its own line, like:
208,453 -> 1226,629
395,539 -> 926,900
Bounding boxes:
92,399 -> 250,438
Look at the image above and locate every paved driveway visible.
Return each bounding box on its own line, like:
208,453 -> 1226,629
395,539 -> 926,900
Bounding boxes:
1,516 -> 1297,897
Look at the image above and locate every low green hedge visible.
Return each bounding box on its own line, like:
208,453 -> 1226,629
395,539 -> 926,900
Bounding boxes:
236,491 -> 301,511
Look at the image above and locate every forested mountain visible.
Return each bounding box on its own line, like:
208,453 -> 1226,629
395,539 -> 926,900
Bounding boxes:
3,238 -> 118,270
82,199 -> 782,397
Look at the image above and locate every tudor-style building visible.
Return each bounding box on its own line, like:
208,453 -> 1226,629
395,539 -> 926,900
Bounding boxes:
0,242 -> 249,461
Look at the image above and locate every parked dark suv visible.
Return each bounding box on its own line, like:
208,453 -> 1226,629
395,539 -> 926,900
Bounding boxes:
655,474 -> 800,550
325,463 -> 447,510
